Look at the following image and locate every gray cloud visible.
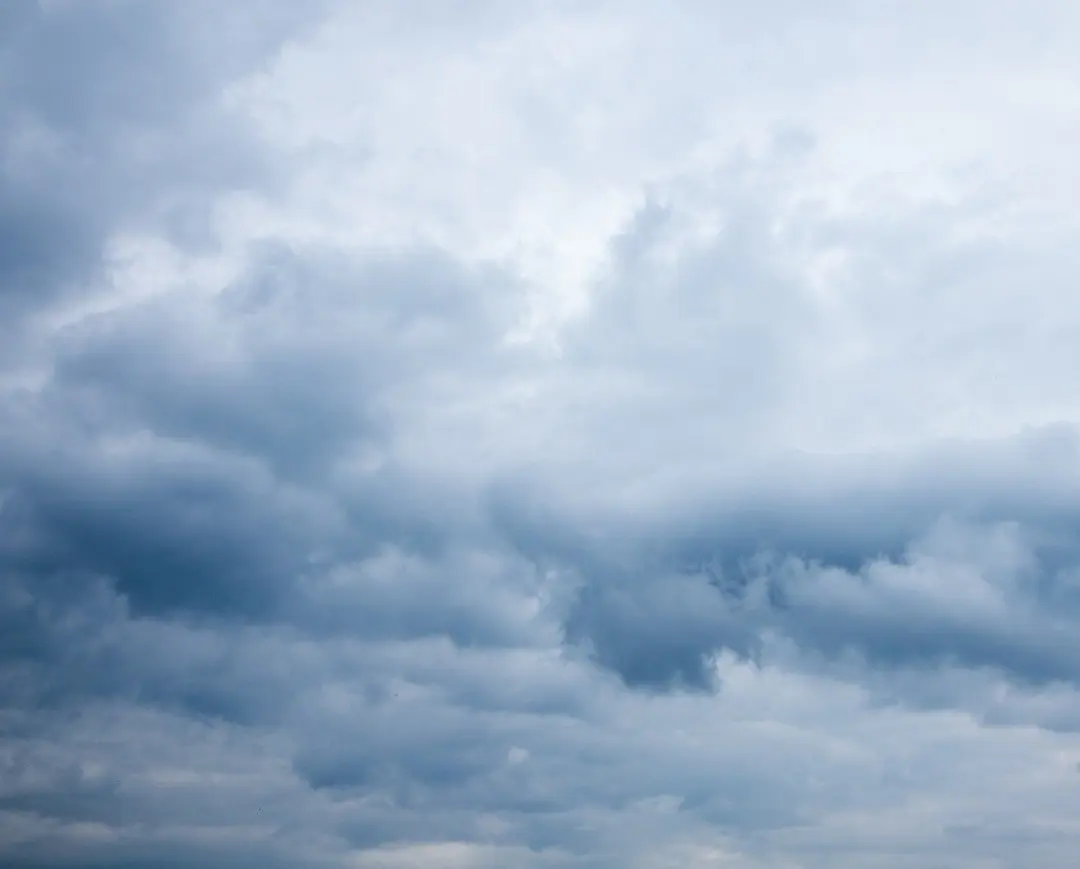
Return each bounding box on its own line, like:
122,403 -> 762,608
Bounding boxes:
5,2 -> 1080,868
0,1 -> 309,328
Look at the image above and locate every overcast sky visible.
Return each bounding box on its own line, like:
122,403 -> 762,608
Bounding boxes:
3,1 -> 1080,867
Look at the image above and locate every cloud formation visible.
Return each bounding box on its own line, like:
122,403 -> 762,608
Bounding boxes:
4,2 -> 1080,867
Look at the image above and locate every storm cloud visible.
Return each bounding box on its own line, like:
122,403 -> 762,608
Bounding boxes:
4,2 -> 1080,867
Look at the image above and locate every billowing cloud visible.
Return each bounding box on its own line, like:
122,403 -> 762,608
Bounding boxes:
4,2 -> 1080,867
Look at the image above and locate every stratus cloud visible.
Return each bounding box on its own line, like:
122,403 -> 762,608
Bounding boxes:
5,1 -> 1080,868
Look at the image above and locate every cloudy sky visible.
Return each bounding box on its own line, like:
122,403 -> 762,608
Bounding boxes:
3,1 -> 1080,867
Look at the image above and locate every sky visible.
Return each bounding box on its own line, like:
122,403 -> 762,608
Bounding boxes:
3,1 -> 1080,867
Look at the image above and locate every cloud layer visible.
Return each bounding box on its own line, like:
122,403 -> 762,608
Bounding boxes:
4,2 -> 1080,867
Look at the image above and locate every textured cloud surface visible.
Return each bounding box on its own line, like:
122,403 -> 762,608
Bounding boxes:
4,2 -> 1080,867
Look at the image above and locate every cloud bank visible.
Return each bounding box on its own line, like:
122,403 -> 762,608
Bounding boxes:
4,2 -> 1080,867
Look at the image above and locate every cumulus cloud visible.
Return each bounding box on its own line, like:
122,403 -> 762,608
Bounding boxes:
4,1 -> 1080,867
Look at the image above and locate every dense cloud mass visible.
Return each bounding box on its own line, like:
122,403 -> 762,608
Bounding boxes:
4,2 -> 1080,866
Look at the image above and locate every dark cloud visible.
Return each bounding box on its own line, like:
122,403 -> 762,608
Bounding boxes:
0,234 -> 525,619
563,569 -> 755,691
5,2 -> 1080,868
0,1 -> 305,321
486,427 -> 1080,695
